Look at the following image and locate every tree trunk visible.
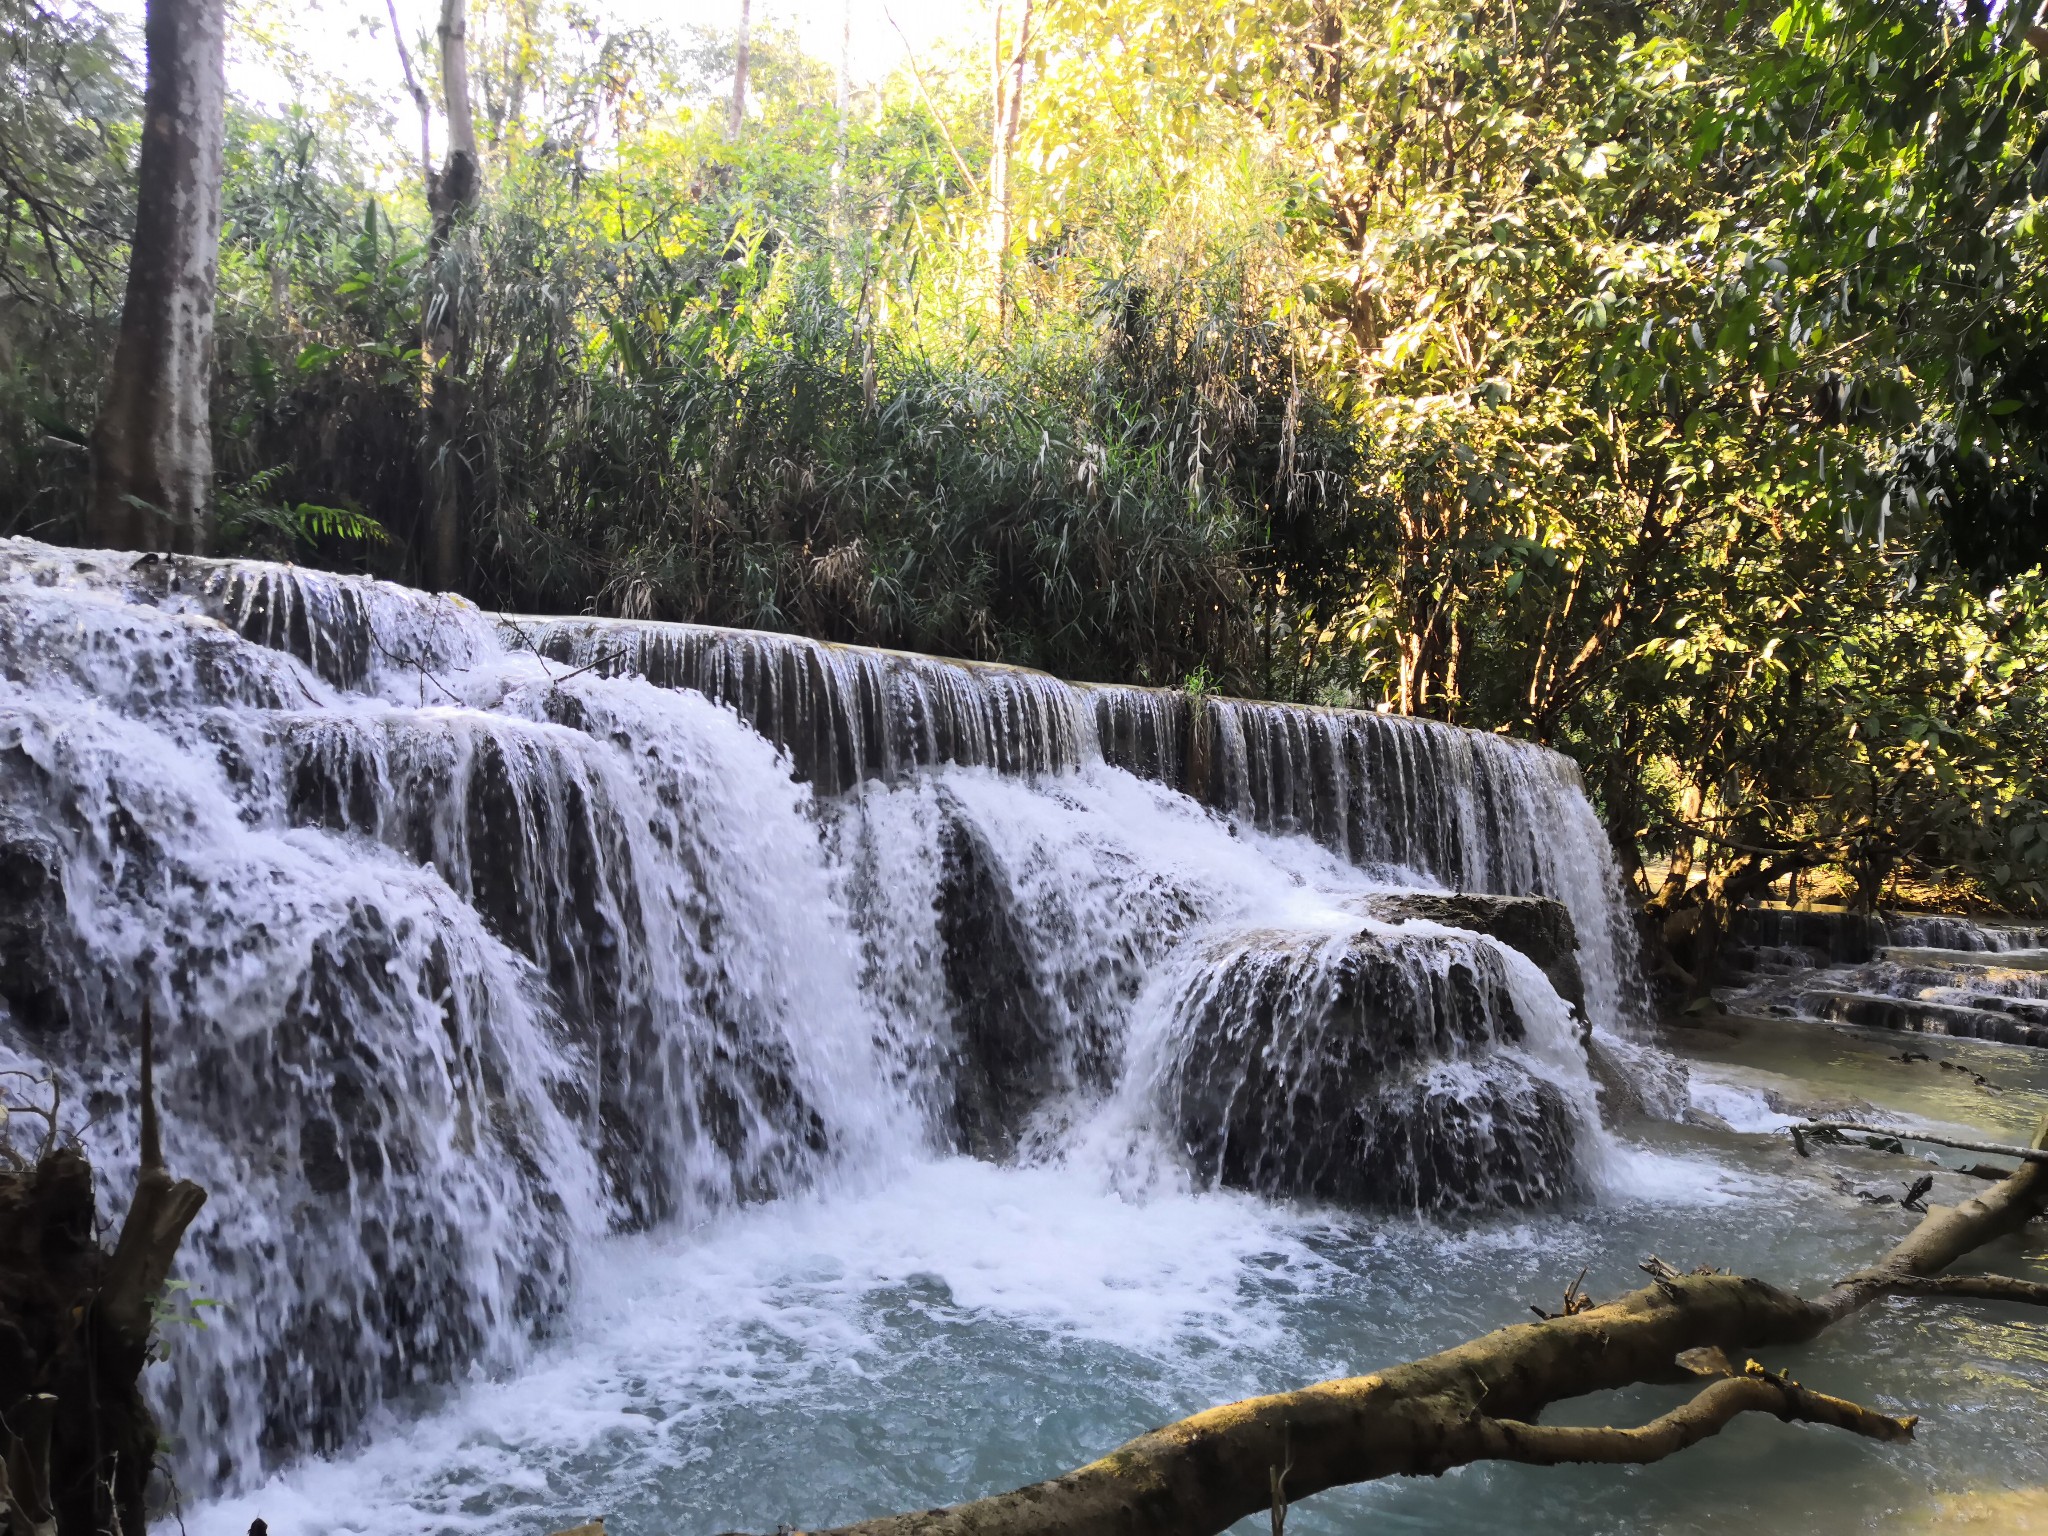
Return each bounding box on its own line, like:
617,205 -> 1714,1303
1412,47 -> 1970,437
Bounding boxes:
1309,0 -> 1343,113
421,0 -> 480,593
985,0 -> 1034,326
729,0 -> 751,139
1,1014 -> 208,1536
86,0 -> 226,554
830,0 -> 850,224
721,1121 -> 2048,1536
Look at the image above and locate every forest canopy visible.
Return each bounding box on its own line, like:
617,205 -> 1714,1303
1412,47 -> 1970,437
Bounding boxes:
3,0 -> 2046,934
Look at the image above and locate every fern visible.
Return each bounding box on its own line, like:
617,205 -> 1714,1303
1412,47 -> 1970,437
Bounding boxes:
219,467 -> 389,552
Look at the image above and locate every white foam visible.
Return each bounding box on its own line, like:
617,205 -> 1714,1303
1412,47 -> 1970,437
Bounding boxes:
186,1156 -> 1335,1536
1594,1140 -> 1778,1206
1686,1069 -> 1805,1135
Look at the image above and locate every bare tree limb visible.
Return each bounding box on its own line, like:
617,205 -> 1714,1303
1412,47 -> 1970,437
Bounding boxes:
1806,1111 -> 2045,1325
382,0 -> 434,180
1789,1120 -> 2048,1168
1480,1368 -> 1914,1467
98,1004 -> 207,1359
139,997 -> 161,1173
984,0 -> 1034,323
884,6 -> 981,196
729,0 -> 750,137
3,1005 -> 211,1536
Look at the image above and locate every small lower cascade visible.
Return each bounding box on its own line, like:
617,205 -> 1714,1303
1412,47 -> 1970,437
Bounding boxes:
1729,905 -> 2048,964
0,539 -> 1655,1496
521,614 -> 1648,1038
1724,907 -> 2048,1049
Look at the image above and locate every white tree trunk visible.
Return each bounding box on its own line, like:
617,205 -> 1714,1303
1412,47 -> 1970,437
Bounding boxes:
985,0 -> 1033,326
831,0 -> 850,220
729,0 -> 752,138
88,0 -> 226,553
422,0 -> 480,592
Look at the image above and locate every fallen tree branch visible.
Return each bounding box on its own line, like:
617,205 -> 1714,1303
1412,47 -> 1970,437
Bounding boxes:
715,1117 -> 2048,1536
1479,1366 -> 1915,1467
100,1004 -> 209,1362
1788,1120 -> 2048,1167
2,1001 -> 209,1536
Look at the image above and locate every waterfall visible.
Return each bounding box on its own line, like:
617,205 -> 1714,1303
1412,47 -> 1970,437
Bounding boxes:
1731,906 -> 2048,961
0,539 -> 1653,1491
519,614 -> 1647,1027
1723,905 -> 2048,1048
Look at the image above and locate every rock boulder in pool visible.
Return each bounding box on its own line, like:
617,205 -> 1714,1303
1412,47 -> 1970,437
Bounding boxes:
1355,891 -> 1585,1014
1162,925 -> 1588,1212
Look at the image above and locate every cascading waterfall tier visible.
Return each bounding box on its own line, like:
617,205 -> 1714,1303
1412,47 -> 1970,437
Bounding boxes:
1724,907 -> 2048,1049
518,614 -> 1647,1027
1730,905 -> 2048,964
0,538 -> 1651,1492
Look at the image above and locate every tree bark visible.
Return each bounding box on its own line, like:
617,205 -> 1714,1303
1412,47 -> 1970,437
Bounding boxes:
1790,1121 -> 2048,1167
729,0 -> 752,139
421,0 -> 481,593
86,0 -> 226,554
830,0 -> 850,224
2,1012 -> 208,1536
725,1121 -> 2048,1536
985,0 -> 1034,327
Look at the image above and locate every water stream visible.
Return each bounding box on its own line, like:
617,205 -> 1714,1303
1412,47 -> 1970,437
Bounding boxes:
1,540 -> 2042,1535
186,1048 -> 2048,1536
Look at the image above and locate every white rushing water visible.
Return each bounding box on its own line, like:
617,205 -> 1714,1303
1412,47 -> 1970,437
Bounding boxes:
23,539 -> 2032,1536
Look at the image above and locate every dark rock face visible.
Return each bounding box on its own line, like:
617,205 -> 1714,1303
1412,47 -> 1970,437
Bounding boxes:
125,549 -> 423,690
1164,928 -> 1585,1213
925,793 -> 1199,1159
934,813 -> 1066,1158
0,730 -> 585,1465
277,707 -> 832,1228
0,813 -> 71,1038
1359,892 -> 1585,1013
1813,992 -> 2048,1049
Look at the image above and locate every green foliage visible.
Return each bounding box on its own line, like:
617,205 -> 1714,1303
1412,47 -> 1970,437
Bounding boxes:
1,0 -> 2043,918
149,1278 -> 224,1363
1030,0 -> 2048,916
219,465 -> 388,556
0,0 -> 135,534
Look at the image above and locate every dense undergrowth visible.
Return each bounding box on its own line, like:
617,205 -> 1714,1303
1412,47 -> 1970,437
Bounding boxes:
4,0 -> 2046,942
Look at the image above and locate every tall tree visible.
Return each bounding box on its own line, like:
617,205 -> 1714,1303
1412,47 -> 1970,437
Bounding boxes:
379,0 -> 477,589
831,0 -> 850,221
394,0 -> 481,591
984,0 -> 1033,325
729,0 -> 751,137
85,0 -> 226,553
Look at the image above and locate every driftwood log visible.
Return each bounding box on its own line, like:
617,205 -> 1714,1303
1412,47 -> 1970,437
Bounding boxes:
1,1009 -> 207,1536
724,1114 -> 2048,1536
